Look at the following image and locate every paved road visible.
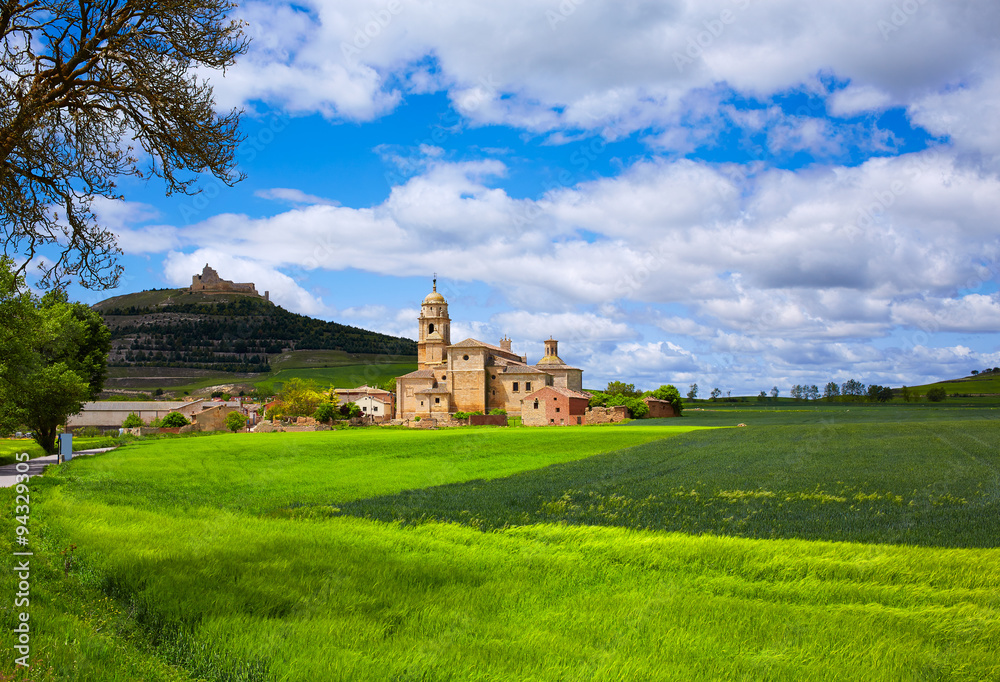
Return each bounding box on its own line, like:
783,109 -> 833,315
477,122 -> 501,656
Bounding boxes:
0,448 -> 116,488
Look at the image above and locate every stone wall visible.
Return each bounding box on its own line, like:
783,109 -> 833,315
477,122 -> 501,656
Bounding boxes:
643,398 -> 678,418
584,405 -> 629,424
469,414 -> 508,427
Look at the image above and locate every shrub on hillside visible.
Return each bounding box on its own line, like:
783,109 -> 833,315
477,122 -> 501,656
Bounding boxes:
926,387 -> 947,402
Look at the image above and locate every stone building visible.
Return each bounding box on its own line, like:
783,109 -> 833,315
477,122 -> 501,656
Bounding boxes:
522,385 -> 590,426
190,264 -> 268,301
396,280 -> 585,420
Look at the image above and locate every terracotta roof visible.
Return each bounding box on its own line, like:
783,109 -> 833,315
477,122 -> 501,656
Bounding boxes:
524,386 -> 591,400
335,385 -> 391,395
450,338 -> 518,355
500,364 -> 547,374
398,369 -> 437,379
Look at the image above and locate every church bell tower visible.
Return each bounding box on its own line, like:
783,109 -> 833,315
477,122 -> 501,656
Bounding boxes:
418,276 -> 450,369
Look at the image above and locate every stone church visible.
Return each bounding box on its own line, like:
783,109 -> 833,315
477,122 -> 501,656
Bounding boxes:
395,280 -> 585,420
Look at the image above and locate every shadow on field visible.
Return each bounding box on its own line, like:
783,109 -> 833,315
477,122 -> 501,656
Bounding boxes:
331,420 -> 1000,548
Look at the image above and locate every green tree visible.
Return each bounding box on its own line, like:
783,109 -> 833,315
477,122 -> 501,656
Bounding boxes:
122,413 -> 144,428
225,411 -> 247,433
0,263 -> 111,452
605,381 -> 638,397
686,383 -> 698,400
756,391 -> 767,402
650,384 -> 683,416
313,402 -> 338,424
279,377 -> 322,416
1,1 -> 248,288
926,387 -> 947,402
900,385 -> 911,402
160,412 -> 190,428
710,387 -> 722,401
823,382 -> 840,401
339,401 -> 362,419
770,386 -> 779,400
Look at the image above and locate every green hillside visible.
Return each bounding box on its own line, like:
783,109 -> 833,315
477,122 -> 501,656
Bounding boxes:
94,288 -> 417,374
906,369 -> 1000,396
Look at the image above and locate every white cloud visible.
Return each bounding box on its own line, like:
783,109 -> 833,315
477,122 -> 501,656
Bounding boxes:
828,84 -> 893,117
162,250 -> 331,316
202,0 -> 1000,143
255,188 -> 340,206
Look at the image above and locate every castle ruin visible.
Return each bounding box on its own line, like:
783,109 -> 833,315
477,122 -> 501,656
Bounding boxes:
190,264 -> 268,301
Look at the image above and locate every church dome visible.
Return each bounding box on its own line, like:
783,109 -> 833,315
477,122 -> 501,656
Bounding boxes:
423,278 -> 446,304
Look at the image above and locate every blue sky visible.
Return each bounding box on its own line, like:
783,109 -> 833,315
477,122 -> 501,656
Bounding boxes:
48,0 -> 1000,394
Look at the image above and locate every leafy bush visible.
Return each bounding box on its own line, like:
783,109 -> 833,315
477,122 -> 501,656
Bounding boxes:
122,413 -> 144,428
313,402 -> 338,424
225,411 -> 247,433
453,411 -> 471,420
489,408 -> 507,416
160,412 -> 190,428
926,387 -> 947,402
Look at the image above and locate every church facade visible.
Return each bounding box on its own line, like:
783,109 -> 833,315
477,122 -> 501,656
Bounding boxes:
395,281 -> 585,420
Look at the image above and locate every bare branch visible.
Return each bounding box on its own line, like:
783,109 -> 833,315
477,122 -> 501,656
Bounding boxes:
0,0 -> 248,289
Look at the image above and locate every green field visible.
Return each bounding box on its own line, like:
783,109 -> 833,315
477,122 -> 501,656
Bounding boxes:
2,408 -> 998,680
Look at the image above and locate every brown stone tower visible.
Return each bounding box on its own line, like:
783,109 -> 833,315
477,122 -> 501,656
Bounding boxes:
537,337 -> 565,366
417,277 -> 450,369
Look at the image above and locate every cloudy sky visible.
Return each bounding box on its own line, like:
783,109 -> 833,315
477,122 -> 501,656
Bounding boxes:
62,0 -> 1000,394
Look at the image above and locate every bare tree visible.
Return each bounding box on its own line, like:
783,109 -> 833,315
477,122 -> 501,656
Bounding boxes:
1,1 -> 248,289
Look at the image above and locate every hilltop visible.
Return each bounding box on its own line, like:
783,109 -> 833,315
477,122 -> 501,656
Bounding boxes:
94,287 -> 417,374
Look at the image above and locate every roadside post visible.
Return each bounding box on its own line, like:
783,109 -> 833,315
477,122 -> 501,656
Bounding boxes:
59,433 -> 73,463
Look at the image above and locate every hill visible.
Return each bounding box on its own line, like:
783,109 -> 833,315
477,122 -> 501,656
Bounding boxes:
905,368 -> 1000,396
94,288 -> 417,374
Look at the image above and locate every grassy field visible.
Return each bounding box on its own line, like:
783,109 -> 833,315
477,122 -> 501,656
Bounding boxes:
0,436 -> 127,466
2,408 -> 998,680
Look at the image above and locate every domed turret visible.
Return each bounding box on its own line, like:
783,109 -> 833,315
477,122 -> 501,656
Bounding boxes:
418,276 -> 450,368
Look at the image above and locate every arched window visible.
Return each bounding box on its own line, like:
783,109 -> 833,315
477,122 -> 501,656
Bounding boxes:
428,323 -> 435,334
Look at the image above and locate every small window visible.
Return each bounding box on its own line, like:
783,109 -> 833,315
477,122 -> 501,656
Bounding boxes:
533,400 -> 539,409
491,374 -> 496,379
556,407 -> 561,413
513,382 -> 519,392
420,401 -> 424,406
550,418 -> 554,423
464,355 -> 470,361
435,397 -> 440,404
442,375 -> 446,380
428,323 -> 435,333
492,390 -> 496,396
362,406 -> 367,412
373,407 -> 379,412
525,382 -> 531,391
